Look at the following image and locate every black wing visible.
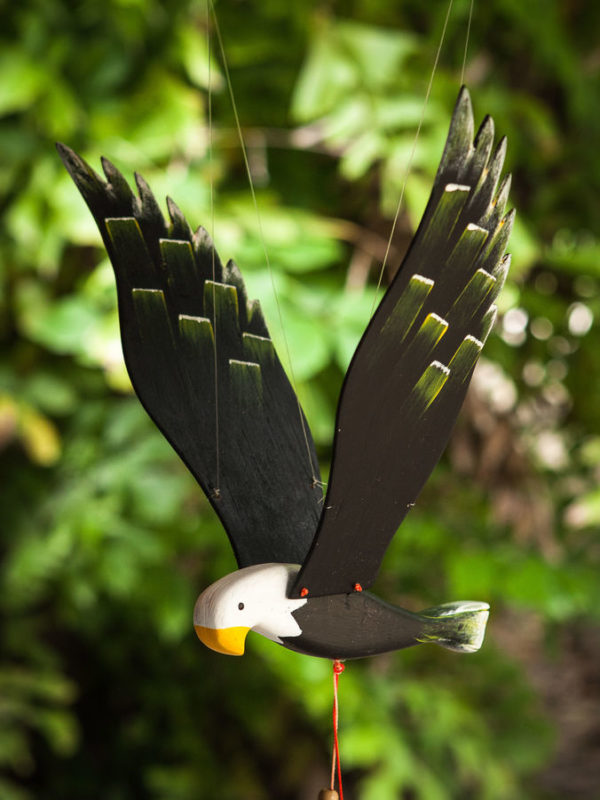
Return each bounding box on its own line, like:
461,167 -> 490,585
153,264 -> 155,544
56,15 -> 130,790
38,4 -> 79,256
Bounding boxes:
58,145 -> 322,567
291,87 -> 513,598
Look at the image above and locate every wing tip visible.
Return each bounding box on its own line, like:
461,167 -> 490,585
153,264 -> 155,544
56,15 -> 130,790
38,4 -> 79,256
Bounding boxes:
475,113 -> 494,143
454,85 -> 473,121
55,140 -> 72,162
56,142 -> 106,192
134,171 -> 156,204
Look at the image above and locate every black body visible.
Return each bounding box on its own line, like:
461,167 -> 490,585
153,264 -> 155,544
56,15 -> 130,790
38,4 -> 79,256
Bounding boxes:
282,592 -> 423,660
282,592 -> 489,661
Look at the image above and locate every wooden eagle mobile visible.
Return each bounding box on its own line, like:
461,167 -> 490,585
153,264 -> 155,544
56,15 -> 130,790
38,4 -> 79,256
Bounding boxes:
58,88 -> 513,663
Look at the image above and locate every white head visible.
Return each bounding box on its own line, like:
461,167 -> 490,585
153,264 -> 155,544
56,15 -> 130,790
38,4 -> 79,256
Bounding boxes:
193,563 -> 307,655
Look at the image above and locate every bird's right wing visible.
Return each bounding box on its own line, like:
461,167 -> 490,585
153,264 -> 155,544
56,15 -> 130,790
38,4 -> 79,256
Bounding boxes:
58,145 -> 322,568
291,88 -> 513,599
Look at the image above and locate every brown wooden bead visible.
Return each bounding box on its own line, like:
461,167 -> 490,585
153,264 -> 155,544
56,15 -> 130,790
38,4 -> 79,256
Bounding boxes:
318,791 -> 339,800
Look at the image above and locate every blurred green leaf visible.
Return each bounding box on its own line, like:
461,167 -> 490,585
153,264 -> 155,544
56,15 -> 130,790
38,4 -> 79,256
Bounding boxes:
23,296 -> 100,355
2,1 -> 599,798
0,48 -> 46,115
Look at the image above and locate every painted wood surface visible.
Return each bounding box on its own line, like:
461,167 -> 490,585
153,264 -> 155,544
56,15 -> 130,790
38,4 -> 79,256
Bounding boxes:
191,562 -> 489,661
56,144 -> 322,568
59,87 -> 512,662
291,87 -> 513,598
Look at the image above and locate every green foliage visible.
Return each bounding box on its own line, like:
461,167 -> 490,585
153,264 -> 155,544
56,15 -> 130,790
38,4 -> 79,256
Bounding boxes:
2,0 -> 599,798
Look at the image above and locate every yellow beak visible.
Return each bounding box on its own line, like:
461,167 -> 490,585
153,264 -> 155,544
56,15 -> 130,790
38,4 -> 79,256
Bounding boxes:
194,624 -> 250,656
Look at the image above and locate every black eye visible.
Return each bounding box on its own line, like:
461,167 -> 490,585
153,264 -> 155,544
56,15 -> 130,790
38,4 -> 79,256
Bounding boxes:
238,602 -> 245,610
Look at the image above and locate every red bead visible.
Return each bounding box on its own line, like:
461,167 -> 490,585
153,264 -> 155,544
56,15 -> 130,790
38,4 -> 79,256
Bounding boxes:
300,587 -> 309,597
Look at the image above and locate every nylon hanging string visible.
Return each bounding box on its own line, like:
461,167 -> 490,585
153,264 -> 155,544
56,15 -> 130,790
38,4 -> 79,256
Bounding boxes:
206,1 -> 220,496
370,0 -> 455,319
208,0 -> 319,488
330,660 -> 345,799
461,0 -> 475,85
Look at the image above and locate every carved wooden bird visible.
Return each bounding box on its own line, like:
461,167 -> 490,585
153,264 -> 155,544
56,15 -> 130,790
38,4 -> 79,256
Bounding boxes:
58,87 -> 513,661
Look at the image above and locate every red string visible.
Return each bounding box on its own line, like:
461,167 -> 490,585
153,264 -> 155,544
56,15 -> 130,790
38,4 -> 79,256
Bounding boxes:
331,660 -> 345,799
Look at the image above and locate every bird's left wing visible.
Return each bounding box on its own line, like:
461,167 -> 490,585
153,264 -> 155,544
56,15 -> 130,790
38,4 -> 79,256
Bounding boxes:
291,88 -> 513,599
58,145 -> 322,567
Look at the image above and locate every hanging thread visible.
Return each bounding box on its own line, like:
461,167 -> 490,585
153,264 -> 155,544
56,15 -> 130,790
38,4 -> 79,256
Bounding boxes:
208,0 -> 319,489
370,0 -> 455,319
331,660 -> 345,799
205,2 -> 221,497
461,0 -> 475,85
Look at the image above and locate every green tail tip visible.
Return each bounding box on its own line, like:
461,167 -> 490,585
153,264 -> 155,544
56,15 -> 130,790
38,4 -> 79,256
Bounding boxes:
417,600 -> 489,653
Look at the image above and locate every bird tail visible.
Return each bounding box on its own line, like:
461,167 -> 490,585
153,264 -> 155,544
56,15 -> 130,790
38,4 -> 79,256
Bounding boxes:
417,601 -> 489,653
